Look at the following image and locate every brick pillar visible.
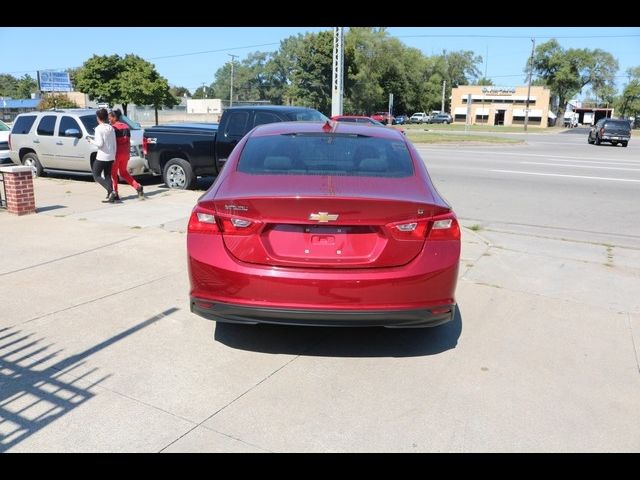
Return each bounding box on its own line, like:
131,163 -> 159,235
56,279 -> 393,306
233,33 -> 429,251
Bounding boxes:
0,166 -> 36,216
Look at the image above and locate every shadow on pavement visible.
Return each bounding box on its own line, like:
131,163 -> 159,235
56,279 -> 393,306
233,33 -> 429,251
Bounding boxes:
214,305 -> 462,358
35,205 -> 66,213
558,126 -> 590,135
0,307 -> 178,452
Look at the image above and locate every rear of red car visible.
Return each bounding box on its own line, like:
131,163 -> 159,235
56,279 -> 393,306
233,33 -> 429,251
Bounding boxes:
187,122 -> 460,327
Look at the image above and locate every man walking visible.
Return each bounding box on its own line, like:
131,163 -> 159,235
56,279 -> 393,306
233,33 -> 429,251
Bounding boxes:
88,108 -> 117,203
109,109 -> 144,200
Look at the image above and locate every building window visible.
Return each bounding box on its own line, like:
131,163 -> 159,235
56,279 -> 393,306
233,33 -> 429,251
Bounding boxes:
475,114 -> 489,124
512,116 -> 542,125
454,114 -> 467,122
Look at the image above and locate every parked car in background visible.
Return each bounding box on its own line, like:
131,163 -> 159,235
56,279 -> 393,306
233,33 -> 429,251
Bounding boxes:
0,120 -> 10,164
587,118 -> 631,147
430,113 -> 453,124
394,114 -> 408,125
8,109 -> 149,177
187,121 -> 461,328
371,112 -> 393,124
144,106 -> 327,189
331,115 -> 405,135
410,112 -> 429,124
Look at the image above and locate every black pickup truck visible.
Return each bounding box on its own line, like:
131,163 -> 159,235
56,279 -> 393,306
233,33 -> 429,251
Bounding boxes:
143,105 -> 327,189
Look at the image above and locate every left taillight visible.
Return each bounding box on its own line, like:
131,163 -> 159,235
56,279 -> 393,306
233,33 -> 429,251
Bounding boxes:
142,136 -> 148,156
8,133 -> 11,151
188,206 -> 220,234
187,206 -> 262,235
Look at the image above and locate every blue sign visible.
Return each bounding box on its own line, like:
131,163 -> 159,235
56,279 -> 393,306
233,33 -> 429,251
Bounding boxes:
38,71 -> 72,92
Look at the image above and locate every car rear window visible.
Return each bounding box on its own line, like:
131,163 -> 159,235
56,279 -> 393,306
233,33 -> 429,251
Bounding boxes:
11,115 -> 37,134
604,120 -> 631,130
79,115 -> 98,135
238,133 -> 414,178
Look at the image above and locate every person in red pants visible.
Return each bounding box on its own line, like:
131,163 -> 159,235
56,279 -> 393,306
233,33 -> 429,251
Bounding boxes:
109,109 -> 144,200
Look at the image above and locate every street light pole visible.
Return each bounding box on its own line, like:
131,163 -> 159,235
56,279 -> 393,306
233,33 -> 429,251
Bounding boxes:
228,54 -> 238,107
524,38 -> 535,132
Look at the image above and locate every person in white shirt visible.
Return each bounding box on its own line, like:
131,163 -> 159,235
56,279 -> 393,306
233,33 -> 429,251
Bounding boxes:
87,108 -> 117,203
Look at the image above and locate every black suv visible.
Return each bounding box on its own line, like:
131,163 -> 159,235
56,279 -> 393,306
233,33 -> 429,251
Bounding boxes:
588,118 -> 631,147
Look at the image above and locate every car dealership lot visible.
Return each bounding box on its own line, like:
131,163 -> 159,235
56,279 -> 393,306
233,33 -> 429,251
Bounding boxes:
1,131 -> 639,452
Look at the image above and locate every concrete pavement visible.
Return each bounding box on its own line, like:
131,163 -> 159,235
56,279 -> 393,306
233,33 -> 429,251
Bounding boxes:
1,160 -> 639,452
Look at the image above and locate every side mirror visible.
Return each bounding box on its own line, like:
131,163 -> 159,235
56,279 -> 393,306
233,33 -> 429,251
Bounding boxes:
65,128 -> 82,138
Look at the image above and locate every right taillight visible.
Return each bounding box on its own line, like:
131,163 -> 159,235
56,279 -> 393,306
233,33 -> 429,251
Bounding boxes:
8,133 -> 11,151
426,213 -> 460,241
387,212 -> 460,241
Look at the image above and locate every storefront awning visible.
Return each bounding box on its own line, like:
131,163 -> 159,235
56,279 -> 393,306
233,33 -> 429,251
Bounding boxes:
474,108 -> 490,115
454,107 -> 468,115
513,108 -> 543,117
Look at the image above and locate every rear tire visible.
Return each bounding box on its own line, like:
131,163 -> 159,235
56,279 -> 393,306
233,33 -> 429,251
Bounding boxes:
163,158 -> 195,190
622,142 -> 628,147
22,152 -> 44,177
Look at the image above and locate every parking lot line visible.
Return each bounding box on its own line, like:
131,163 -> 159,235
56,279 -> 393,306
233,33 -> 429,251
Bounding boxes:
490,169 -> 640,183
520,161 -> 640,171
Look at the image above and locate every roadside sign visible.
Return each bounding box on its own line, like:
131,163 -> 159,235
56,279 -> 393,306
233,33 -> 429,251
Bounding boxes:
38,71 -> 72,92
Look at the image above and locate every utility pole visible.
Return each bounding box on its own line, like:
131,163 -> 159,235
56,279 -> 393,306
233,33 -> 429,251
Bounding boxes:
441,80 -> 446,113
201,82 -> 207,99
524,38 -> 535,132
228,53 -> 238,107
331,27 -> 344,117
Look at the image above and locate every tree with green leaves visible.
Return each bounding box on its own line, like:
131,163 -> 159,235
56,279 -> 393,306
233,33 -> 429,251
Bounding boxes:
529,39 -> 618,120
38,93 -> 79,110
170,86 -> 191,98
616,66 -> 640,119
0,74 -> 38,98
119,54 -> 178,124
74,54 -> 176,119
74,54 -> 124,109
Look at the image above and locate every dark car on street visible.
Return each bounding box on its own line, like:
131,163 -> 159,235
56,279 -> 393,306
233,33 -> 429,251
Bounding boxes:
430,113 -> 453,124
588,118 -> 631,147
187,121 -> 460,328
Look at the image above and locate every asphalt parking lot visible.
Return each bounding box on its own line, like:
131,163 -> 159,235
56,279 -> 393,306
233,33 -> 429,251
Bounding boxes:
1,130 -> 639,452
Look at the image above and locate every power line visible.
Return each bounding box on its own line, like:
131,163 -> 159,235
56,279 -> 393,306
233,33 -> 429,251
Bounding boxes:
397,34 -> 640,39
147,42 -> 280,60
2,41 -> 281,75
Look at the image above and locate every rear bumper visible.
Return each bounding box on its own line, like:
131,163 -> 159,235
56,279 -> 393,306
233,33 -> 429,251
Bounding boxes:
188,233 -> 460,320
191,298 -> 455,328
601,135 -> 630,142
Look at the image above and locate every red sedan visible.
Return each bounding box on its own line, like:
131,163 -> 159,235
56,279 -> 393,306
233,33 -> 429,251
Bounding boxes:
187,121 -> 460,327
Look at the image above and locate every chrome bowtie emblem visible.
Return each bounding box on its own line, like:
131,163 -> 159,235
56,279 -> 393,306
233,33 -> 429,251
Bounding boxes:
309,212 -> 339,222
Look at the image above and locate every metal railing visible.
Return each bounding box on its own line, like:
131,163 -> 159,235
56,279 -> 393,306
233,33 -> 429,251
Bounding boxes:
0,172 -> 6,209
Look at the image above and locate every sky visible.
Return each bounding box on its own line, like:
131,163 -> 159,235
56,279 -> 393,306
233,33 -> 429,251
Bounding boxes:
1,27 -> 639,98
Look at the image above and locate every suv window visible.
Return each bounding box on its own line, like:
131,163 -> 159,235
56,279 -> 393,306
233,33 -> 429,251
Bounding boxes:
36,115 -> 57,136
58,116 -> 81,136
253,112 -> 281,128
12,115 -> 37,134
604,120 -> 631,130
79,114 -> 98,135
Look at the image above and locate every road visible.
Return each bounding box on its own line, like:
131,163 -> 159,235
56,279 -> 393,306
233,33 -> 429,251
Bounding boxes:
416,127 -> 640,248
